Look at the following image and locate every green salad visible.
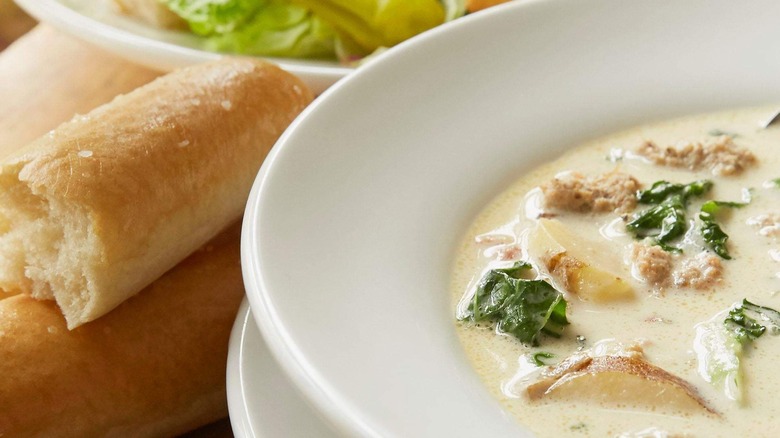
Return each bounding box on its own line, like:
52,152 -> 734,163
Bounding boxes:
161,0 -> 467,62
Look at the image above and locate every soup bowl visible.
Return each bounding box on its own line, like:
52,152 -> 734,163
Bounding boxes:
241,0 -> 780,435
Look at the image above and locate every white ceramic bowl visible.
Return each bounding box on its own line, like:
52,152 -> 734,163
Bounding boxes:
226,299 -> 338,437
241,0 -> 780,436
14,0 -> 353,93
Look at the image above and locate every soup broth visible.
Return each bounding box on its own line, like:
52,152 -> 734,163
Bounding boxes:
453,106 -> 780,437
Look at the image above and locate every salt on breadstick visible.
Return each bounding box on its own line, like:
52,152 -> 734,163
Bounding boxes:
0,58 -> 312,328
0,223 -> 243,437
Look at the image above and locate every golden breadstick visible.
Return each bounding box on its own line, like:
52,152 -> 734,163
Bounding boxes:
0,59 -> 312,328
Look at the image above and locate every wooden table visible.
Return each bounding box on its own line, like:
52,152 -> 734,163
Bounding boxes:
0,25 -> 162,157
0,0 -> 36,49
0,8 -> 235,437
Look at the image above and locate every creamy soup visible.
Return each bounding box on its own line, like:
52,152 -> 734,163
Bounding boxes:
453,106 -> 780,437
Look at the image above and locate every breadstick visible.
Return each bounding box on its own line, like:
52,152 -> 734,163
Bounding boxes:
0,58 -> 312,328
0,223 -> 243,437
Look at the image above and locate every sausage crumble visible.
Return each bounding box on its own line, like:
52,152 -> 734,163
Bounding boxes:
630,243 -> 723,291
541,171 -> 640,214
635,136 -> 756,176
630,243 -> 673,287
673,252 -> 724,290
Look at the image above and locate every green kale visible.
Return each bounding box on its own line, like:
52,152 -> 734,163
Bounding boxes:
626,180 -> 712,250
461,261 -> 569,346
635,180 -> 712,204
725,299 -> 780,344
699,215 -> 730,259
628,180 -> 748,258
699,200 -> 747,259
531,352 -> 555,366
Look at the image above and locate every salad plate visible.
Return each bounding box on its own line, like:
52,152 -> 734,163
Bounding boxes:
14,0 -> 353,93
240,0 -> 780,436
227,299 -> 337,438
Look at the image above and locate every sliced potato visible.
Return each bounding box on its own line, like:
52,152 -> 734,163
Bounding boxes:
572,265 -> 634,302
528,218 -> 633,302
527,353 -> 716,415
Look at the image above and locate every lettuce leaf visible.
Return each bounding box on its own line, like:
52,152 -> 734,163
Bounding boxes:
208,3 -> 336,58
163,0 -> 461,60
164,0 -> 261,35
164,0 -> 337,59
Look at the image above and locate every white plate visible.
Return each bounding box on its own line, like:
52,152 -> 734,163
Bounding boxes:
14,0 -> 353,93
241,0 -> 780,436
227,299 -> 338,438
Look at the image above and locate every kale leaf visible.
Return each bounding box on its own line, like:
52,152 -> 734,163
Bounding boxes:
635,180 -> 712,204
628,180 -> 747,258
462,261 -> 569,346
531,352 -> 555,366
699,200 -> 747,259
626,180 -> 712,251
725,299 -> 780,344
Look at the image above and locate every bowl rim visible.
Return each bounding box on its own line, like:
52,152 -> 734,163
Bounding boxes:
239,0 -> 780,435
240,5 -> 533,434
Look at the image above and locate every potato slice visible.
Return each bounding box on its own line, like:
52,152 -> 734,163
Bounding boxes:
527,353 -> 716,415
528,218 -> 633,301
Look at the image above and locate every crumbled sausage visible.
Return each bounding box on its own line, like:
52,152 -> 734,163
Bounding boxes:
540,171 -> 640,214
635,136 -> 756,176
630,243 -> 673,286
673,252 -> 723,290
629,243 -> 723,291
747,213 -> 780,238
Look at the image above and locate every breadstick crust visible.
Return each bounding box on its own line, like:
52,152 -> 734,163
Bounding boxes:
0,224 -> 243,437
0,58 -> 312,328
